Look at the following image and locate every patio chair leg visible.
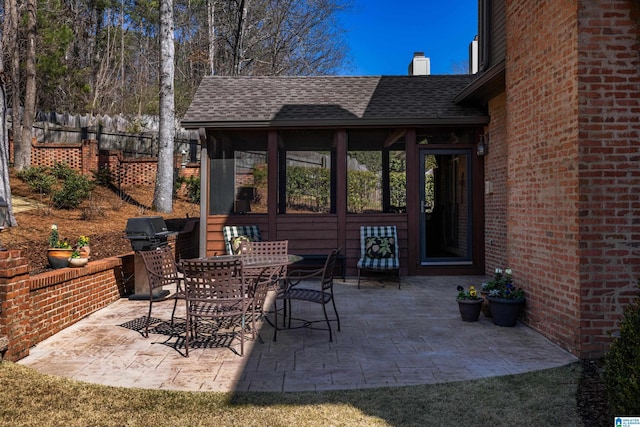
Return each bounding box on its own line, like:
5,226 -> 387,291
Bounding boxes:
322,303 -> 333,342
357,268 -> 361,288
144,303 -> 153,338
170,298 -> 178,326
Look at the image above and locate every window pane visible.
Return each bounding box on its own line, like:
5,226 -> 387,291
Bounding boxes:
347,151 -> 381,213
279,129 -> 334,214
209,131 -> 267,215
285,151 -> 331,213
347,150 -> 406,214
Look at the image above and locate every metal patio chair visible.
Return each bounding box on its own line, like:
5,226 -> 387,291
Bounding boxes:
180,257 -> 252,357
138,245 -> 185,338
357,225 -> 401,289
274,248 -> 341,342
239,240 -> 289,324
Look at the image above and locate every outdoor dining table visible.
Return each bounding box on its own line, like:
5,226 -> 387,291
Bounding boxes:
205,254 -> 303,270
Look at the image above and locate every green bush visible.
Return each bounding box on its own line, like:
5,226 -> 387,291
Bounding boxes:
604,280 -> 640,415
286,166 -> 330,212
51,162 -> 76,180
183,176 -> 200,204
347,170 -> 379,213
52,172 -> 94,209
92,165 -> 113,187
16,166 -> 56,195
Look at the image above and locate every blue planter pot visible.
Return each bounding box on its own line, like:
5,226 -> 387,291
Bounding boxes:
487,296 -> 525,327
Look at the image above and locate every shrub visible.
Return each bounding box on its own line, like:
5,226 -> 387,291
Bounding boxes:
183,176 -> 200,204
52,173 -> 94,209
51,162 -> 76,180
92,165 -> 113,187
16,166 -> 56,194
604,280 -> 640,415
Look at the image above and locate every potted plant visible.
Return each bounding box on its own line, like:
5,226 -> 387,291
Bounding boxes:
456,285 -> 483,322
68,249 -> 89,267
47,224 -> 73,269
75,235 -> 90,258
485,267 -> 525,327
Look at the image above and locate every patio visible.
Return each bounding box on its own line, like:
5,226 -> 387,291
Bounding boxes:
18,276 -> 577,392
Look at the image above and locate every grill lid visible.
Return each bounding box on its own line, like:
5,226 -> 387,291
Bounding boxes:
125,216 -> 170,238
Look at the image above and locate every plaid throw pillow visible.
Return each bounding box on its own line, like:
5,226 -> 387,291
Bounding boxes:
365,236 -> 395,259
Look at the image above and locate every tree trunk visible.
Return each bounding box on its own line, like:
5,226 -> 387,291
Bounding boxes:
153,0 -> 175,213
16,0 -> 37,171
0,16 -> 18,227
4,0 -> 20,166
208,0 -> 215,75
233,0 -> 250,75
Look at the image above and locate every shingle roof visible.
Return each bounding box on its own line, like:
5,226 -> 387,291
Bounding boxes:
181,75 -> 489,128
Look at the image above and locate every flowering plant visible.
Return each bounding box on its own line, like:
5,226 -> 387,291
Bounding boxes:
457,285 -> 481,300
48,224 -> 71,249
77,235 -> 90,247
482,267 -> 525,300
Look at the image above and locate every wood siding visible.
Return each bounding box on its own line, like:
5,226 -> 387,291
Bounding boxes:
205,213 -> 409,277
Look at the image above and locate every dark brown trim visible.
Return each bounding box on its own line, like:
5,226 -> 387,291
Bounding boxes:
405,128 -> 419,276
454,60 -> 506,105
267,131 -> 278,235
335,129 -> 347,252
183,116 -> 490,130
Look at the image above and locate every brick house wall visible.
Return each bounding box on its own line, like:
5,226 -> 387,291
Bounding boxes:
483,93 -> 508,270
498,0 -> 640,358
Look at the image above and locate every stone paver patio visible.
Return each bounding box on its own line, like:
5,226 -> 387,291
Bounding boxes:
18,276 -> 577,392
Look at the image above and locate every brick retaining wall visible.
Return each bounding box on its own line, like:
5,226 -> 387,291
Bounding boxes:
0,220 -> 199,362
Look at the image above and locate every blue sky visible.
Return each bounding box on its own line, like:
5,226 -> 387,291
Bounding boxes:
339,1 -> 478,76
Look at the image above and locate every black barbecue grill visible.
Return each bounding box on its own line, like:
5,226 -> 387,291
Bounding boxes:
125,216 -> 172,251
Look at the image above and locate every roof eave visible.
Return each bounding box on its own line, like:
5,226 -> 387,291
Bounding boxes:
181,116 -> 490,130
454,60 -> 506,105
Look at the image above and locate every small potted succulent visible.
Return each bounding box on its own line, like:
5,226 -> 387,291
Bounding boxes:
456,285 -> 483,322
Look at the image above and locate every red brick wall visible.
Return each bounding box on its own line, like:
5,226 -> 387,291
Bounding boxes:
484,93 -> 508,271
502,0 -> 640,358
0,224 -> 199,362
506,0 -> 582,355
575,0 -> 640,357
12,138 -> 199,188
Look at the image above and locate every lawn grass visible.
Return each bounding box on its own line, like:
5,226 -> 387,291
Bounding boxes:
0,362 -> 582,426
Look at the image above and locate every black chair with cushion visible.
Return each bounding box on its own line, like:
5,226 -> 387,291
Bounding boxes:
357,225 -> 400,289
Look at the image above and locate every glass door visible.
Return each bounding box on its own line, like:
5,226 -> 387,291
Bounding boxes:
420,149 -> 473,265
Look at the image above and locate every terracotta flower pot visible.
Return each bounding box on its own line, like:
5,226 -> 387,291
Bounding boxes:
78,245 -> 91,259
47,248 -> 73,269
480,290 -> 492,318
457,298 -> 483,322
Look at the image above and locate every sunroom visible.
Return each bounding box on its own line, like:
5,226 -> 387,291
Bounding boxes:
181,75 -> 489,276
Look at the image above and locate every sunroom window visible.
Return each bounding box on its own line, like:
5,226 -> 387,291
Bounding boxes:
347,129 -> 406,214
208,131 -> 267,215
278,130 -> 335,214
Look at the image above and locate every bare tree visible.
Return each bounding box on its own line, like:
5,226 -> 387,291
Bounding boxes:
153,0 -> 176,213
4,0 -> 20,167
0,18 -> 17,227
14,0 -> 36,171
